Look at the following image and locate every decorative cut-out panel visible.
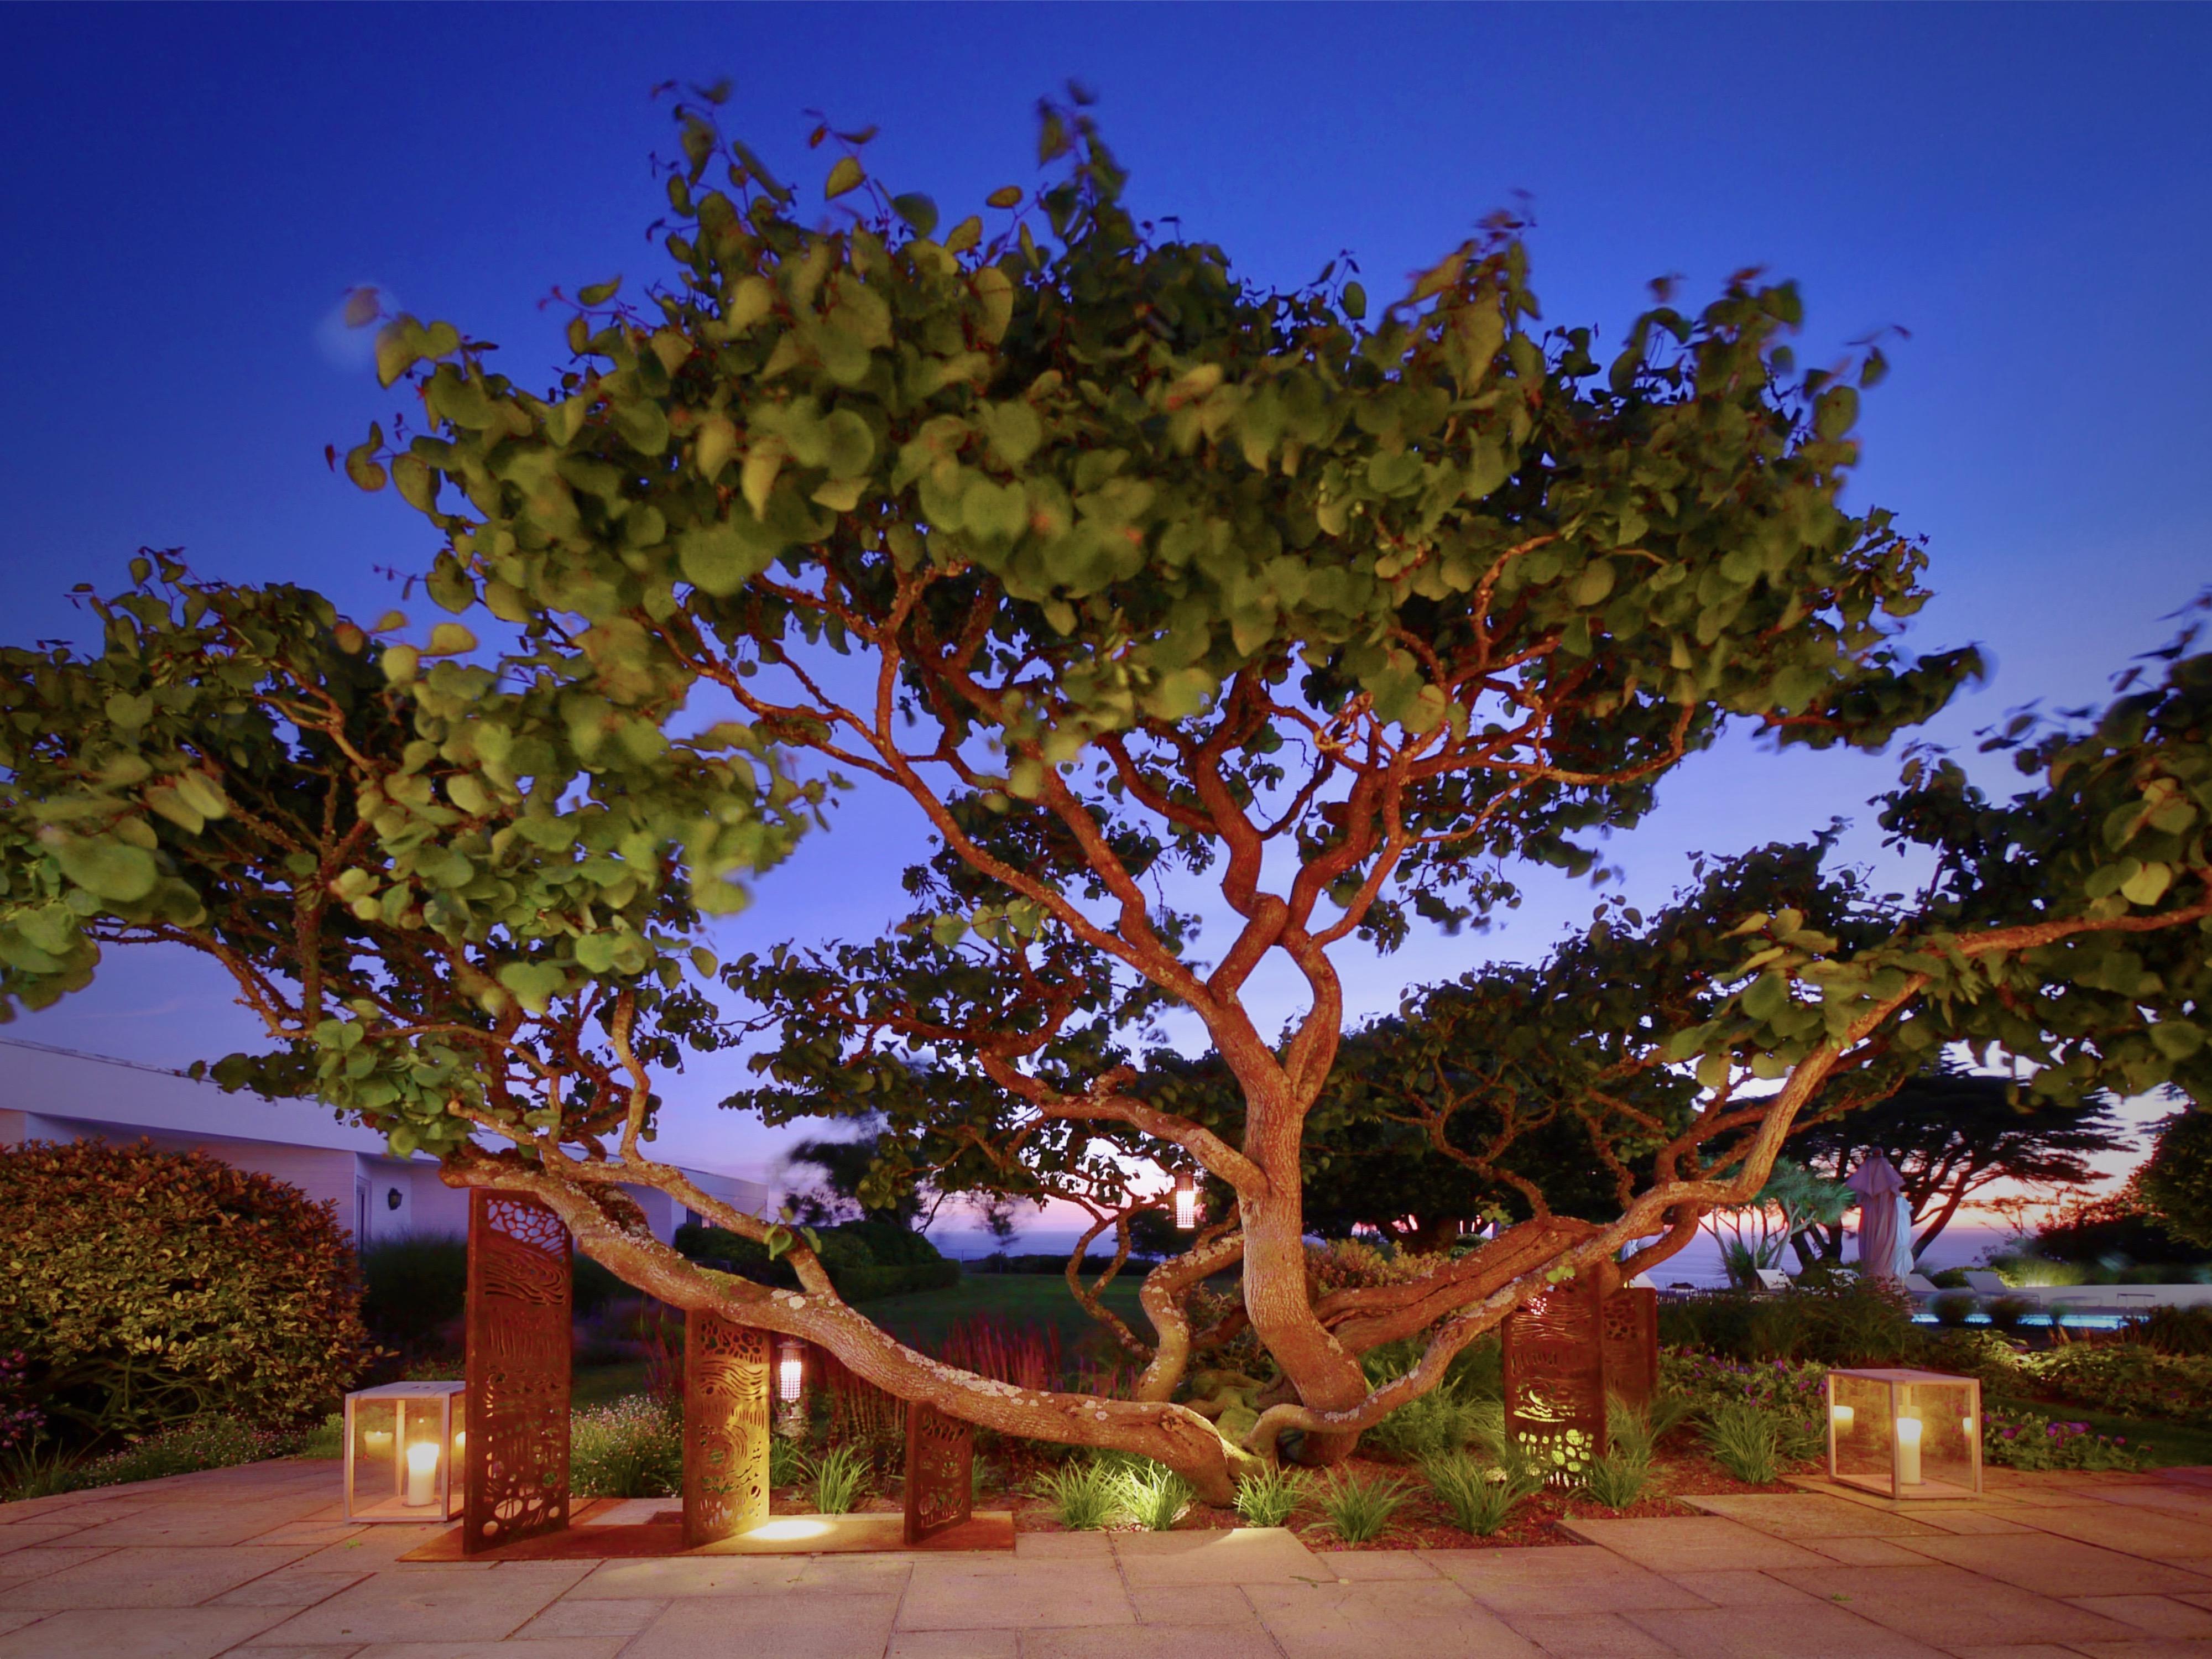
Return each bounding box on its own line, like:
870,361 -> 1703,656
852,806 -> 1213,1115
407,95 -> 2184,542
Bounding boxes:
1601,1286 -> 1659,1411
1503,1271 -> 1608,1485
684,1311 -> 770,1546
904,1400 -> 973,1545
463,1191 -> 572,1555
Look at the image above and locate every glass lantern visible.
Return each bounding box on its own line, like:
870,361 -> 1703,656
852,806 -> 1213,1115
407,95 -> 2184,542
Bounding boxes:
344,1380 -> 466,1522
1827,1368 -> 1981,1499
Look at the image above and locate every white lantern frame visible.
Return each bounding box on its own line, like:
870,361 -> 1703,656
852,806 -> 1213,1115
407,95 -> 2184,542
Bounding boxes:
343,1379 -> 465,1522
1825,1366 -> 1981,1500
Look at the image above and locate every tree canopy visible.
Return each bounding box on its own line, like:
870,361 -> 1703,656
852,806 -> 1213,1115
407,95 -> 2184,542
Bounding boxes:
4,92 -> 2206,1499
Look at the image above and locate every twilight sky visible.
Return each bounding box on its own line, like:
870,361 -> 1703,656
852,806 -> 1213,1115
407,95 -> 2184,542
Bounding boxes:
3,4 -> 2206,1212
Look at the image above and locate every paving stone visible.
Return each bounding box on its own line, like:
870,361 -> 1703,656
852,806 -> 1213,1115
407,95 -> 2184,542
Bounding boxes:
2067,1645 -> 2212,1659
510,1597 -> 669,1639
1322,1549 -> 1442,1580
2019,1504 -> 2212,1559
0,1620 -> 38,1641
1805,1536 -> 1937,1567
62,1504 -> 325,1549
211,1570 -> 374,1608
343,1642 -> 624,1659
1428,1547 -> 1712,1613
1937,1647 -> 2089,1659
1558,1518 -> 1829,1574
2086,1487 -> 2212,1519
1683,1494 -> 1941,1539
0,1605 -> 288,1659
285,1528 -> 471,1573
623,1592 -> 901,1659
243,1522 -> 374,1550
1129,1584 -> 1269,1624
1013,1532 -> 1112,1560
0,1521 -> 100,1555
5,1544 -> 305,1610
1246,1579 -> 1539,1658
1657,1571 -> 1823,1608
0,1545 -> 113,1593
2065,1593 -> 2212,1636
896,1560 -> 1136,1629
560,1554 -> 815,1598
1891,1531 -> 2212,1595
1111,1528 -> 1328,1586
1766,1563 -> 2138,1648
1906,1510 -> 2037,1536
1623,1601 -> 1946,1659
889,1634 -> 1019,1659
1500,1612 -> 1678,1657
1019,1629 -> 1285,1659
249,1562 -> 591,1646
229,1648 -> 365,1658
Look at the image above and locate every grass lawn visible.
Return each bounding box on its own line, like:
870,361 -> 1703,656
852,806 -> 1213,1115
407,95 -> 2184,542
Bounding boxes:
1985,1392 -> 2212,1467
853,1270 -> 1149,1355
573,1361 -> 649,1408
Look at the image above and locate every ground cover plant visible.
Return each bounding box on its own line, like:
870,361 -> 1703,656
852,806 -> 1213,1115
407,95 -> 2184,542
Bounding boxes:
3,87 -> 2207,1504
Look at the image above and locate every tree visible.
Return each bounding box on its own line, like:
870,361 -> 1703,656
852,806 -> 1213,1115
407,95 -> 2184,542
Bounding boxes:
2138,1108 -> 2212,1249
1788,1064 -> 2132,1262
781,1117 -> 928,1227
8,96 -> 2209,1501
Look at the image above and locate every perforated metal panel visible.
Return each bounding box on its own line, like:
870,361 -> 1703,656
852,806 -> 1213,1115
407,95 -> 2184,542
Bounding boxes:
902,1400 -> 973,1544
683,1311 -> 771,1546
1601,1286 -> 1660,1411
463,1191 -> 572,1554
1503,1271 -> 1609,1484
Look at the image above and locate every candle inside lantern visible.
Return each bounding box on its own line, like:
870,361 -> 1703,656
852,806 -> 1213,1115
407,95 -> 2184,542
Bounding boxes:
777,1343 -> 804,1405
1829,1404 -> 1854,1432
362,1427 -> 394,1455
1172,1172 -> 1198,1231
404,1440 -> 440,1507
1895,1415 -> 1923,1485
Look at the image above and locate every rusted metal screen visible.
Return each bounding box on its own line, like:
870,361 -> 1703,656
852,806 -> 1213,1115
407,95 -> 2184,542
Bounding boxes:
682,1311 -> 770,1546
902,1400 -> 973,1545
1503,1271 -> 1609,1485
1601,1286 -> 1660,1411
463,1190 -> 572,1554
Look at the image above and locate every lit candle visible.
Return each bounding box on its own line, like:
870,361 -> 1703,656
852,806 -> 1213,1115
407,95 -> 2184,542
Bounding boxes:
1895,1415 -> 1922,1485
363,1428 -> 393,1456
1830,1405 -> 1854,1432
453,1429 -> 466,1460
404,1441 -> 441,1507
778,1344 -> 804,1405
1173,1172 -> 1198,1231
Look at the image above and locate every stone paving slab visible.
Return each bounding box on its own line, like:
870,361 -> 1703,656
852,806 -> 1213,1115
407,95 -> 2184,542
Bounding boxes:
887,1635 -> 1019,1659
1247,1578 -> 1537,1658
1768,1561 -> 2142,1648
1127,1582 -> 1270,1624
344,1642 -> 624,1659
1622,1601 -> 1949,1659
1892,1529 -> 2212,1595
1682,1492 -> 1943,1538
249,1562 -> 594,1647
1498,1611 -> 1678,1657
2069,1592 -> 2212,1636
0,1604 -> 290,1659
2017,1501 -> 2212,1558
3,1542 -> 306,1610
1109,1527 -> 1327,1586
895,1559 -> 1136,1629
1556,1516 -> 1832,1573
1019,1629 -> 1283,1659
1426,1545 -> 1713,1613
622,1591 -> 901,1658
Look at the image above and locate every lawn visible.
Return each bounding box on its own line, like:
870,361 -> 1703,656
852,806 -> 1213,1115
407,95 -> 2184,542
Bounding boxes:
859,1270 -> 1150,1355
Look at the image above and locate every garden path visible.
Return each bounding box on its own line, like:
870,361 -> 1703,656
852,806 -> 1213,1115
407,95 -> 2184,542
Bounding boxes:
2,1461 -> 2210,1658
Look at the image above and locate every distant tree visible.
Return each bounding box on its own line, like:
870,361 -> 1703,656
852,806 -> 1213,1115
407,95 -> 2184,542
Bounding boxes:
2137,1109 -> 2212,1249
1789,1065 -> 2131,1262
781,1117 -> 928,1227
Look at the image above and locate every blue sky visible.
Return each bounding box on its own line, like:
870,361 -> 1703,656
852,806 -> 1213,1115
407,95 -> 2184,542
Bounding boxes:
3,4 -> 2206,1205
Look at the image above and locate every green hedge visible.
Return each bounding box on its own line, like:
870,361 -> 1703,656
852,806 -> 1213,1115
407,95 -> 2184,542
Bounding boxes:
0,1139 -> 373,1443
672,1220 -> 958,1302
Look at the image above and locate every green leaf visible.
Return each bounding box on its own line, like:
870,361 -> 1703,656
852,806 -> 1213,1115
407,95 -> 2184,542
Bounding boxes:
2120,862 -> 2172,906
54,837 -> 159,903
577,277 -> 623,306
1342,282 -> 1367,320
890,193 -> 939,237
495,961 -> 567,1015
985,185 -> 1024,210
425,623 -> 478,657
825,156 -> 865,200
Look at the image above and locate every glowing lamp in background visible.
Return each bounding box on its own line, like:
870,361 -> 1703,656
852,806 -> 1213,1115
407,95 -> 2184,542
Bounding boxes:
343,1380 -> 465,1522
776,1338 -> 807,1405
1825,1368 -> 1980,1499
1172,1172 -> 1199,1231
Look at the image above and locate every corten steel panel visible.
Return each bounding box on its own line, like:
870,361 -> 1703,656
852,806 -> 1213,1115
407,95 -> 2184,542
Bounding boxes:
1503,1271 -> 1609,1484
682,1310 -> 771,1546
463,1190 -> 573,1555
903,1400 -> 974,1545
1601,1286 -> 1660,1411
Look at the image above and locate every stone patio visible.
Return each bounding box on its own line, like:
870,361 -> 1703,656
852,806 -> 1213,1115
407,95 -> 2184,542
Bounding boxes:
2,1460 -> 2209,1658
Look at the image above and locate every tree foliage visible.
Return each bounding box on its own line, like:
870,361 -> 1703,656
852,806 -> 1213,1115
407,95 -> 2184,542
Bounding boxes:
4,93 -> 2208,1498
2138,1109 -> 2212,1249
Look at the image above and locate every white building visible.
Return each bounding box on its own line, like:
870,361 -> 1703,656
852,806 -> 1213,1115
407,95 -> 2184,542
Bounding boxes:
0,1037 -> 769,1247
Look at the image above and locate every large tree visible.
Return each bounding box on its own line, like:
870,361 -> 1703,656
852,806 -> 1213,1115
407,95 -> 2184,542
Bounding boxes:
1787,1064 -> 2131,1262
7,96 -> 2208,1499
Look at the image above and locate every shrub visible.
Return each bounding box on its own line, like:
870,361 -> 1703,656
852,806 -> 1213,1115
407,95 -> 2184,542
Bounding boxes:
1983,1407 -> 2147,1471
1986,1296 -> 2034,1333
2031,1343 -> 2212,1422
672,1220 -> 959,1301
805,1444 -> 870,1512
1579,1448 -> 1652,1510
1034,1459 -> 1123,1530
1234,1465 -> 1306,1527
1657,1280 -> 1918,1365
1700,1401 -> 1782,1484
0,1139 -> 373,1442
2124,1306 -> 2212,1358
768,1431 -> 808,1488
1118,1461 -> 1193,1530
1312,1469 -> 1410,1543
1663,1352 -> 1827,1461
1930,1292 -> 1978,1328
1425,1449 -> 1541,1536
359,1235 -> 466,1357
570,1396 -> 682,1498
